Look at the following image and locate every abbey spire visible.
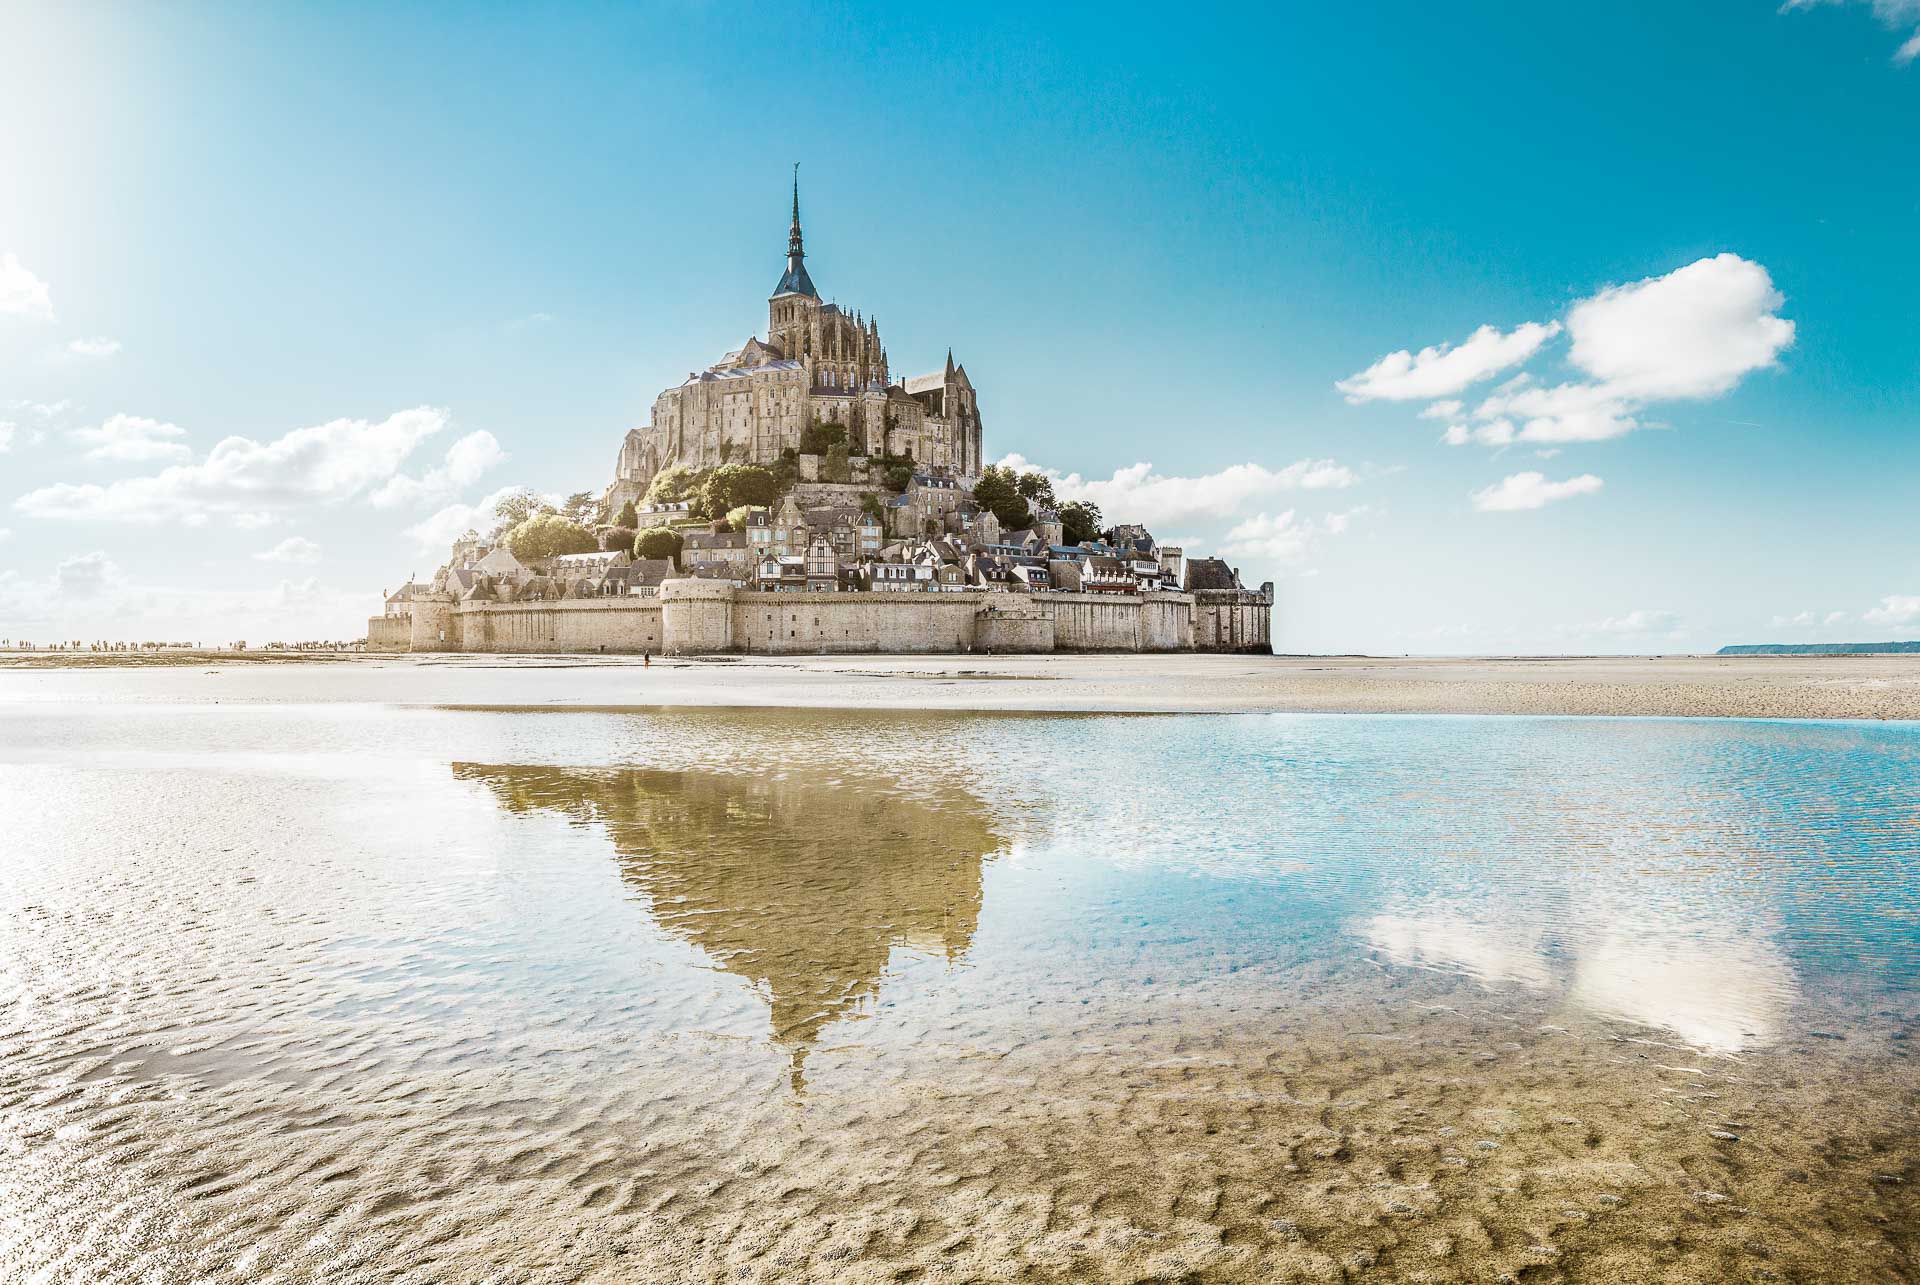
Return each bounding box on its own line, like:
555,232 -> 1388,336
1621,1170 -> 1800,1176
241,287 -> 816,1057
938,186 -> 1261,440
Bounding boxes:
773,164 -> 818,300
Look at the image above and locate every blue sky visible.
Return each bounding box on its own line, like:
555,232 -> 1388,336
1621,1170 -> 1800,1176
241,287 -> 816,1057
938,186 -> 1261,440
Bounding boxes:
1,0 -> 1915,652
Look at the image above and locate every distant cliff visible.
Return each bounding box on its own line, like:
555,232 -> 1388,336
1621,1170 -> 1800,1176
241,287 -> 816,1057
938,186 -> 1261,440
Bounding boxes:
1717,641 -> 1920,655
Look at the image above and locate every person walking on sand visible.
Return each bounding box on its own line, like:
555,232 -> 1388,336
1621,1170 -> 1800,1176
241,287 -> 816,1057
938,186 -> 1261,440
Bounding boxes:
643,651 -> 651,668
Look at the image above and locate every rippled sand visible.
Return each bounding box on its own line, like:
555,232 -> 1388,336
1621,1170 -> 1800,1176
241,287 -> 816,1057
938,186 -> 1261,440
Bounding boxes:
4,650 -> 1919,719
1,699 -> 1915,1282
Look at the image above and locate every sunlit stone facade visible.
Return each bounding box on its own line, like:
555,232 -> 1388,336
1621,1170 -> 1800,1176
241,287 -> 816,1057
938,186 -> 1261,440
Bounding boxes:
608,177 -> 983,510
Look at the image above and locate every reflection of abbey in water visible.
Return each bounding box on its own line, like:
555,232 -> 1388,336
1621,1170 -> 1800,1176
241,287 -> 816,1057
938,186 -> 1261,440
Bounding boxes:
454,762 -> 997,1086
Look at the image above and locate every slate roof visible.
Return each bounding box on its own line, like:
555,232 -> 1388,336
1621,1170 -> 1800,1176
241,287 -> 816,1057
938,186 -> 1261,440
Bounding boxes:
685,360 -> 803,385
1184,558 -> 1243,592
629,558 -> 676,588
773,262 -> 817,299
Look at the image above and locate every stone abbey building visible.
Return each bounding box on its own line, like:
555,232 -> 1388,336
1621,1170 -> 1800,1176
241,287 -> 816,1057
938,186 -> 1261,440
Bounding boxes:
370,176 -> 1275,657
608,177 -> 983,510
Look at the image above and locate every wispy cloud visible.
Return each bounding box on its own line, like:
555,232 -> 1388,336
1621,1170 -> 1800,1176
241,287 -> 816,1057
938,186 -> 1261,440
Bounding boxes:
1863,594 -> 1920,628
254,535 -> 322,564
1218,506 -> 1368,566
1469,471 -> 1604,512
66,336 -> 121,358
1337,322 -> 1560,404
0,253 -> 54,321
368,430 -> 506,508
997,454 -> 1357,528
70,414 -> 191,463
15,407 -> 453,524
1782,0 -> 1920,65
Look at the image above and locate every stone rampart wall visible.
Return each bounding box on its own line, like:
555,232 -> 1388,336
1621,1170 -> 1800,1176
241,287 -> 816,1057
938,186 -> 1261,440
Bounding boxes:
1193,591 -> 1274,654
366,616 -> 411,651
452,598 -> 665,654
400,582 -> 1270,655
725,591 -> 983,655
1047,592 -> 1193,652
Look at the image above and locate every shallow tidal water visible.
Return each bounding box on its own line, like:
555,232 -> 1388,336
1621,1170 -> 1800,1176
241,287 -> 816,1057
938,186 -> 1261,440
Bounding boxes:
1,694 -> 1916,1283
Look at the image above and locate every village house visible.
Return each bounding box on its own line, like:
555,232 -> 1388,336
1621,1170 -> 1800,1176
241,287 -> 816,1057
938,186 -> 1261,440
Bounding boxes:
683,525 -> 752,572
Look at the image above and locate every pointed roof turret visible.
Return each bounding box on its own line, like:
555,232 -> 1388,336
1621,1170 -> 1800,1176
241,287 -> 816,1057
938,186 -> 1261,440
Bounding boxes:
773,163 -> 818,300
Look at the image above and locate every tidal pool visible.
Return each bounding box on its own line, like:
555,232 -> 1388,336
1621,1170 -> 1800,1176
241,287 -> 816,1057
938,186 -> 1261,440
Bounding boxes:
1,699 -> 1915,1282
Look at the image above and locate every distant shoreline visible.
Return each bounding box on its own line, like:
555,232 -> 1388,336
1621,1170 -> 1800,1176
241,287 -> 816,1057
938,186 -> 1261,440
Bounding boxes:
3,651 -> 1918,722
1717,641 -> 1920,656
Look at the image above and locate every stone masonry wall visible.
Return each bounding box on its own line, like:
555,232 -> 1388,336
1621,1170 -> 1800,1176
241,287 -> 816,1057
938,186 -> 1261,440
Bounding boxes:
452,599 -> 666,654
722,591 -> 982,655
367,616 -> 411,651
1193,590 -> 1274,654
406,583 -> 1271,656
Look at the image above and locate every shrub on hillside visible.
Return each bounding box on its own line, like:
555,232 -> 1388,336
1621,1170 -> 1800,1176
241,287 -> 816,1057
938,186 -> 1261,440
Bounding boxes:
506,513 -> 598,562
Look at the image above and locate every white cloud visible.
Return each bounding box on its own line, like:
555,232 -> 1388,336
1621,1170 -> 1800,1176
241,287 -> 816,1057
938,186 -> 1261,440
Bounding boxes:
1470,471 -> 1604,512
1864,594 -> 1920,628
1470,380 -> 1640,443
1588,609 -> 1681,635
368,429 -> 505,508
1336,321 -> 1560,403
69,414 -> 192,463
0,422 -> 14,453
1783,0 -> 1920,64
1354,255 -> 1793,450
14,406 -> 451,524
53,551 -> 119,598
1824,610 -> 1849,626
1441,418 -> 1517,447
997,454 -> 1357,528
1771,610 -> 1816,628
1216,509 -> 1349,565
403,484 -> 537,552
1565,253 -> 1795,400
0,554 -> 367,644
254,535 -> 322,564
67,336 -> 121,358
233,511 -> 277,530
0,253 -> 54,321
10,398 -> 72,421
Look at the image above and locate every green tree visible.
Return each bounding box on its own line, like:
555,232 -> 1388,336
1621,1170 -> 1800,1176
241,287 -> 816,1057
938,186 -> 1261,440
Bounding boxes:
643,465 -> 700,505
799,419 -> 847,455
1058,500 -> 1103,545
634,527 -> 684,562
1014,472 -> 1057,509
601,526 -> 638,552
615,499 -> 639,529
505,513 -> 598,562
561,491 -> 601,526
701,463 -> 778,515
491,487 -> 554,536
823,442 -> 851,484
724,504 -> 756,531
772,448 -> 800,491
972,464 -> 1032,532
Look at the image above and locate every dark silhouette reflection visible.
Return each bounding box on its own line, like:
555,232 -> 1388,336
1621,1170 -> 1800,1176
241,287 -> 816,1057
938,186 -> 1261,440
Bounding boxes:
454,762 -> 1000,1089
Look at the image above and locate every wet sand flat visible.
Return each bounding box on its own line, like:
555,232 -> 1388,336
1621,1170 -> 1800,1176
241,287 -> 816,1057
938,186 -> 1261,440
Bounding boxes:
1,692 -> 1915,1282
3,649 -> 1919,719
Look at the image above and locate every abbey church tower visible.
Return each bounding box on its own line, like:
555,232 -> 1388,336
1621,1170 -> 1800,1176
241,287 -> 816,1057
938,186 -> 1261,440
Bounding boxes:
606,171 -> 984,509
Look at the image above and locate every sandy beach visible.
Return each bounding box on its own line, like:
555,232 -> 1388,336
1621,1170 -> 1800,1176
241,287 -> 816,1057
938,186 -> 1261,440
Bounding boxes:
4,650 -> 1918,720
